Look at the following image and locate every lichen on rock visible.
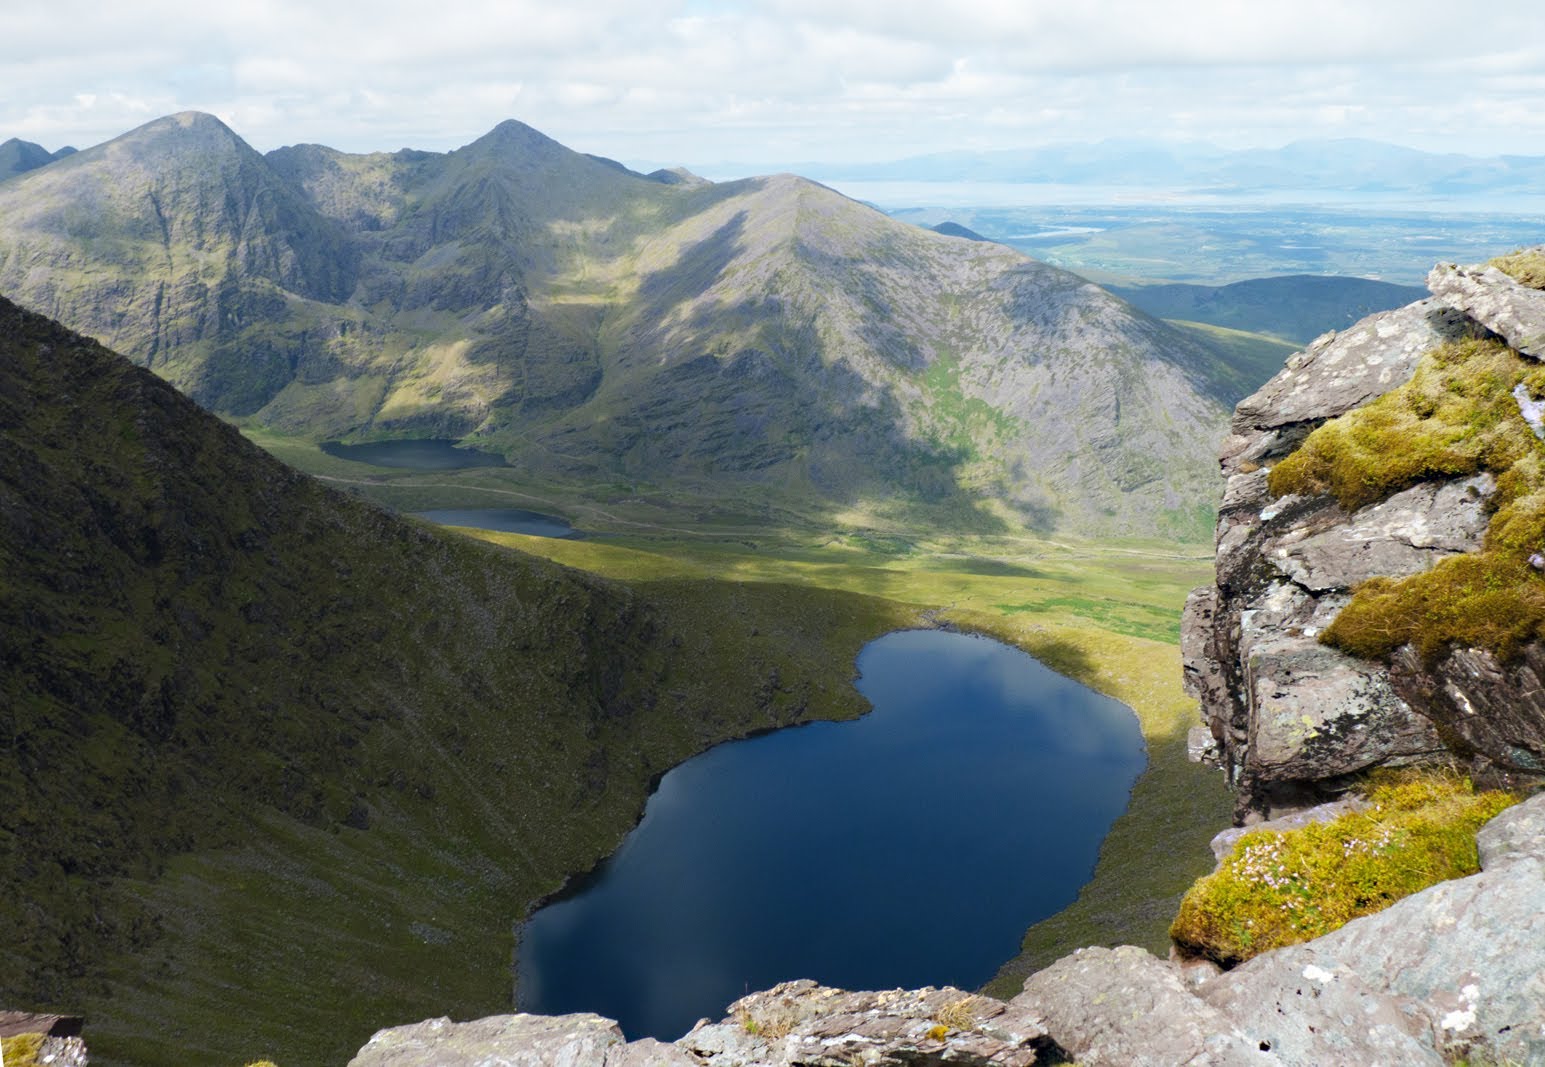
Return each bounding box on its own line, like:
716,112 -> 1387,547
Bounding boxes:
1184,247 -> 1545,815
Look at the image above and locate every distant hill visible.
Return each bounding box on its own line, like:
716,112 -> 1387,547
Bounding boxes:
930,221 -> 990,241
1161,319 -> 1299,399
0,293 -> 902,1063
0,137 -> 74,180
0,111 -> 1237,539
796,138 -> 1545,197
1106,275 -> 1428,345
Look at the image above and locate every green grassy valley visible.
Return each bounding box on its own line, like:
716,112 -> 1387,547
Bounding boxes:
2,295 -> 1232,1065
248,430 -> 1235,1029
0,296 -> 904,1063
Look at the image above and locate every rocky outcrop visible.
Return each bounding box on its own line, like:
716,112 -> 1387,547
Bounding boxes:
1183,250 -> 1545,816
1428,261 -> 1545,357
351,794 -> 1545,1067
350,983 -> 1055,1066
0,1012 -> 88,1066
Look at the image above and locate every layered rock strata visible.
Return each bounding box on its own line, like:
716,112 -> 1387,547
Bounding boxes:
1183,253 -> 1545,816
351,795 -> 1545,1066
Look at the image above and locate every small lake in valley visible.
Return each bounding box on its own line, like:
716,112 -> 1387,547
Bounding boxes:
413,508 -> 583,539
319,438 -> 508,470
515,628 -> 1146,1040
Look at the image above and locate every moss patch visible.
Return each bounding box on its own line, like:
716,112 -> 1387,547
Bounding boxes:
1261,337 -> 1545,664
1,1033 -> 46,1067
1170,771 -> 1517,967
1488,248 -> 1545,290
1267,338 -> 1542,511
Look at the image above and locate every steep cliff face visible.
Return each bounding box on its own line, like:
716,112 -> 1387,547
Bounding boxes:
1183,249 -> 1545,817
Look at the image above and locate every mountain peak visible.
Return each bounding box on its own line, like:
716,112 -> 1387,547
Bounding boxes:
112,110 -> 251,155
463,118 -> 570,160
0,137 -> 59,180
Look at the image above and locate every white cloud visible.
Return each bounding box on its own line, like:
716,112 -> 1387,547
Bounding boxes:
3,0 -> 1544,163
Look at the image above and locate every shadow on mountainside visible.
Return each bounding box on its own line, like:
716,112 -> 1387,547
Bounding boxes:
571,209 -> 1061,536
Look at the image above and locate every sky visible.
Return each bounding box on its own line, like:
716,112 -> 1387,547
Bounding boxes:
6,0 -> 1545,169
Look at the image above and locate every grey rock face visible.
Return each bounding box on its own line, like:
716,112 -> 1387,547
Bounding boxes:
1388,642 -> 1545,783
1429,261 -> 1545,358
1477,786 -> 1545,865
1183,255 -> 1545,814
347,1012 -> 628,1067
679,980 -> 1050,1066
1200,958 -> 1444,1065
1014,946 -> 1263,1066
1202,793 -> 1545,1067
1182,458 -> 1459,815
1229,298 -> 1461,443
1266,474 -> 1493,593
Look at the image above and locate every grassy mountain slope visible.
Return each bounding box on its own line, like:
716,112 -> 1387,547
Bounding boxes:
0,294 -> 914,1064
1163,319 -> 1299,398
0,113 -> 1231,539
1106,274 -> 1427,344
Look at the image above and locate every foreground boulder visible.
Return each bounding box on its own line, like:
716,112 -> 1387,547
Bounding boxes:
353,795 -> 1545,1066
1182,251 -> 1545,815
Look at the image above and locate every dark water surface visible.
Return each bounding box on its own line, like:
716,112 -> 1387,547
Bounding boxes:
319,438 -> 507,469
516,629 -> 1146,1040
413,508 -> 582,539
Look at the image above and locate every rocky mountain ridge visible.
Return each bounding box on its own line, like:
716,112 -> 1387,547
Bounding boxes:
344,790 -> 1545,1065
1182,250 -> 1545,817
0,111 -> 1240,537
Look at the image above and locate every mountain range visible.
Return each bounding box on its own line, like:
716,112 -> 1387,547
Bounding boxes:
0,137 -> 75,180
769,138 -> 1545,197
0,112 -> 1249,539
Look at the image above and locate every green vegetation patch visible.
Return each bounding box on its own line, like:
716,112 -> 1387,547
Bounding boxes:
1263,337 -> 1545,663
1267,338 -> 1542,511
1170,771 -> 1517,967
1489,248 -> 1545,289
995,595 -> 1181,644
1,1033 -> 46,1067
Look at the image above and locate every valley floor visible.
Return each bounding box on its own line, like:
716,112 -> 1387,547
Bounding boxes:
247,429 -> 1234,998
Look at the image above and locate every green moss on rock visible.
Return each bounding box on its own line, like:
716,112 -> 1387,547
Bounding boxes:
1267,338 -> 1541,511
1170,772 -> 1517,967
1261,337 -> 1545,663
1488,248 -> 1545,290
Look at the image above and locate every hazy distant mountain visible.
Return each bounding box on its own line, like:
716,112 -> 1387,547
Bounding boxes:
929,221 -> 990,241
787,138 -> 1545,196
0,137 -> 75,180
0,112 -> 1240,537
1107,275 -> 1429,344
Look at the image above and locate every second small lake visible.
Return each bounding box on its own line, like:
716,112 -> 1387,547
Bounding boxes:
516,628 -> 1146,1040
319,438 -> 508,470
413,508 -> 583,539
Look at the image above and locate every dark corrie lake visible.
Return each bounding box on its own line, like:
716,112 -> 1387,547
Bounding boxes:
319,438 -> 508,470
516,629 -> 1146,1040
413,508 -> 583,539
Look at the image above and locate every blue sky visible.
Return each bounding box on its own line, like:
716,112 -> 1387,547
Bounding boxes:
6,0 -> 1545,166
